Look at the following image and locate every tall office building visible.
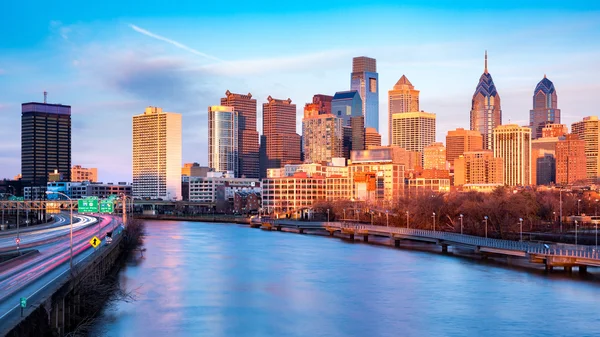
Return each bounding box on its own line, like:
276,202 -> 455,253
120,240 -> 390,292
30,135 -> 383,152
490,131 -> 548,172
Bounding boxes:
21,101 -> 71,186
423,142 -> 447,170
209,106 -> 239,176
530,75 -> 561,139
388,75 -> 419,144
493,124 -> 531,186
71,165 -> 97,182
221,91 -> 260,179
331,91 -> 362,126
351,56 -> 379,131
454,150 -> 503,187
312,94 -> 333,115
351,116 -> 365,151
531,136 -> 559,185
470,51 -> 502,150
390,112 -> 436,164
302,113 -> 344,163
132,107 -> 182,200
555,134 -> 586,186
364,128 -> 382,149
571,116 -> 600,184
261,96 -> 302,177
446,128 -> 483,167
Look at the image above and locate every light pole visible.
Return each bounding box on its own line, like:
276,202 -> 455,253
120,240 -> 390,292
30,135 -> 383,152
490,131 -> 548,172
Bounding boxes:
484,216 -> 488,238
460,214 -> 464,235
578,199 -> 581,216
596,220 -> 598,250
370,211 -> 374,226
559,189 -> 563,232
406,211 -> 409,229
575,220 -> 578,248
519,218 -> 523,242
343,209 -> 346,221
46,191 -> 73,272
386,210 -> 389,227
432,212 -> 436,231
326,209 -> 330,225
596,199 -> 598,217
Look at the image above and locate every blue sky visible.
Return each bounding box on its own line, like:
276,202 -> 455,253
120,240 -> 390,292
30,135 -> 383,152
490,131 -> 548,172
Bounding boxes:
1,1 -> 599,182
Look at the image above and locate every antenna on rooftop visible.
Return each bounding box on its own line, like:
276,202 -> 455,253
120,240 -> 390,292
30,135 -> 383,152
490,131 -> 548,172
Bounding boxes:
44,91 -> 47,104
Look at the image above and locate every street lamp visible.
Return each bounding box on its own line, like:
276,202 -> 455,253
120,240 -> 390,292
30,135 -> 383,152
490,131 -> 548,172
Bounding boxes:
370,211 -> 374,226
343,208 -> 346,221
578,199 -> 581,216
596,199 -> 598,217
386,210 -> 389,227
519,218 -> 523,242
460,214 -> 464,235
46,191 -> 73,272
432,212 -> 436,231
484,216 -> 488,238
406,211 -> 409,229
326,209 -> 330,225
575,220 -> 578,248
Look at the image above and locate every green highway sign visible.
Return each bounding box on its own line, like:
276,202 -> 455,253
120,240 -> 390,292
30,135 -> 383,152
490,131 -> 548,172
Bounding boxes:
78,199 -> 99,213
99,200 -> 114,213
20,297 -> 26,308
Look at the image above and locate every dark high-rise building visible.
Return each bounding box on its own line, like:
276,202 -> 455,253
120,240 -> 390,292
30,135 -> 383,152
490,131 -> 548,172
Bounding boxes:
21,101 -> 71,186
529,75 -> 560,139
470,51 -> 501,150
351,56 -> 379,131
221,91 -> 260,178
260,96 -> 301,177
331,90 -> 362,127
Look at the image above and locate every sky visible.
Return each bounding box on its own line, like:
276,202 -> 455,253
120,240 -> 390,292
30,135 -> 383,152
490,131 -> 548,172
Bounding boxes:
1,1 -> 600,183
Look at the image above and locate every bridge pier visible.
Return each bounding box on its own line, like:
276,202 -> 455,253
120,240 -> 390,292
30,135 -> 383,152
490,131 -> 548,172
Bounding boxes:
329,230 -> 334,236
545,264 -> 553,272
579,266 -> 587,274
298,228 -> 304,234
564,266 -> 572,273
363,235 -> 369,242
441,245 -> 448,253
349,233 -> 354,241
276,226 -> 281,231
393,238 -> 400,247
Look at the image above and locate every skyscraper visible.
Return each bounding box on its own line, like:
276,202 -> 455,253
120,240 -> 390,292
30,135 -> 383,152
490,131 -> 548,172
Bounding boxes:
470,51 -> 502,150
21,101 -> 72,186
302,113 -> 343,163
312,94 -> 333,115
445,128 -> 483,168
209,106 -> 239,176
132,107 -> 182,200
571,116 -> 600,184
555,134 -> 586,186
221,91 -> 260,179
261,96 -> 302,177
530,75 -> 561,139
331,91 -> 362,126
351,56 -> 379,131
390,112 -> 436,164
388,75 -> 420,144
364,127 -> 382,149
493,124 -> 531,186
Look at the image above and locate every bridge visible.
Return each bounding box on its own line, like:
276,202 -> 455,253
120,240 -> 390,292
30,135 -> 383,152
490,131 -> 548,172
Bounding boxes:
256,219 -> 600,272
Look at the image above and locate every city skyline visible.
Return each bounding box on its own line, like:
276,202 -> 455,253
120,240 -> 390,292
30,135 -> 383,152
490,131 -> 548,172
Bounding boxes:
1,2 -> 600,182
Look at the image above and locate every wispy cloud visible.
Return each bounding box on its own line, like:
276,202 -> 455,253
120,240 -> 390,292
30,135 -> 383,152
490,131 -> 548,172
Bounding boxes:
129,24 -> 223,62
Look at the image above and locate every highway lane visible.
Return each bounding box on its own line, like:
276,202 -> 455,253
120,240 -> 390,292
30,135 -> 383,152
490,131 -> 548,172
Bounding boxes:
0,220 -> 125,335
0,214 -> 67,237
0,214 -> 98,252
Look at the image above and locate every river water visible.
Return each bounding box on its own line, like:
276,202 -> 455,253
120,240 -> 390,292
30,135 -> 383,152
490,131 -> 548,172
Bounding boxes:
91,221 -> 600,337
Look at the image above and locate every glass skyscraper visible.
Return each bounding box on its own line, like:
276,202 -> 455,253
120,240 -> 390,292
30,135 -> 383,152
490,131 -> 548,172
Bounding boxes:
470,51 -> 501,150
351,56 -> 379,131
209,106 -> 239,177
529,75 -> 560,139
331,90 -> 362,126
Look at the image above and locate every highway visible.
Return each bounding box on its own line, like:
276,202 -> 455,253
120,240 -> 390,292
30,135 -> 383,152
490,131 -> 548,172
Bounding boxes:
0,215 -> 123,332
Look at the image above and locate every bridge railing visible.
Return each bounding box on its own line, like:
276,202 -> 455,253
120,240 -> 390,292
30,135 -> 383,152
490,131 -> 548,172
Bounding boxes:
335,223 -> 600,261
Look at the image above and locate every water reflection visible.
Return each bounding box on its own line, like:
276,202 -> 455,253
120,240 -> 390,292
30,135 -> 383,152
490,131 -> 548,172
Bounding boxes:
91,221 -> 600,337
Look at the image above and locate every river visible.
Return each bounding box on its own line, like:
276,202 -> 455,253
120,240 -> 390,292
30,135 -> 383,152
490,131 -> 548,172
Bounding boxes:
91,221 -> 600,337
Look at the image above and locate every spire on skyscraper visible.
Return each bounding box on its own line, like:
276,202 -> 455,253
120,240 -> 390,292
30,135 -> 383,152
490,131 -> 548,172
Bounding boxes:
484,50 -> 488,74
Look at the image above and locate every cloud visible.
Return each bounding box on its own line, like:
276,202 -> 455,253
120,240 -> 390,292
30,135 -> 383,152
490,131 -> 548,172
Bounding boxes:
129,24 -> 223,62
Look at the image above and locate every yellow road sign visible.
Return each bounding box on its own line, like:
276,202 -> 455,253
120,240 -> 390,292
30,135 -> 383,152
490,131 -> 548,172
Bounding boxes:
89,236 -> 101,248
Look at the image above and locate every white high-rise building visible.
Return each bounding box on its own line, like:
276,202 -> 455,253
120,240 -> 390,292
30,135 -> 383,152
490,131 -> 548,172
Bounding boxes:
493,124 -> 531,186
209,105 -> 239,176
132,107 -> 182,200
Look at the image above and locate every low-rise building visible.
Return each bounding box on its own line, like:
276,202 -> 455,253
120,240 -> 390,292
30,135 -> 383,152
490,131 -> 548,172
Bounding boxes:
405,178 -> 451,197
188,172 -> 260,203
233,191 -> 261,214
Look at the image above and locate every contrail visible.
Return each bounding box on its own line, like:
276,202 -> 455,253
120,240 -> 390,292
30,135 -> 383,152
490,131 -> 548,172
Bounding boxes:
129,24 -> 223,62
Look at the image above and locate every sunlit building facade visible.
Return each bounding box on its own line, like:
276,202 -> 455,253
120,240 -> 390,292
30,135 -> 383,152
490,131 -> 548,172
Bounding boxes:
364,127 -> 382,149
423,142 -> 447,170
132,106 -> 182,200
209,105 -> 239,176
391,112 -> 436,165
446,128 -> 483,167
302,113 -> 344,163
470,52 -> 502,150
555,134 -> 587,186
221,91 -> 260,179
571,116 -> 600,184
493,124 -> 531,186
71,165 -> 97,182
351,56 -> 379,131
530,75 -> 561,139
388,75 -> 419,144
454,150 -> 503,187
